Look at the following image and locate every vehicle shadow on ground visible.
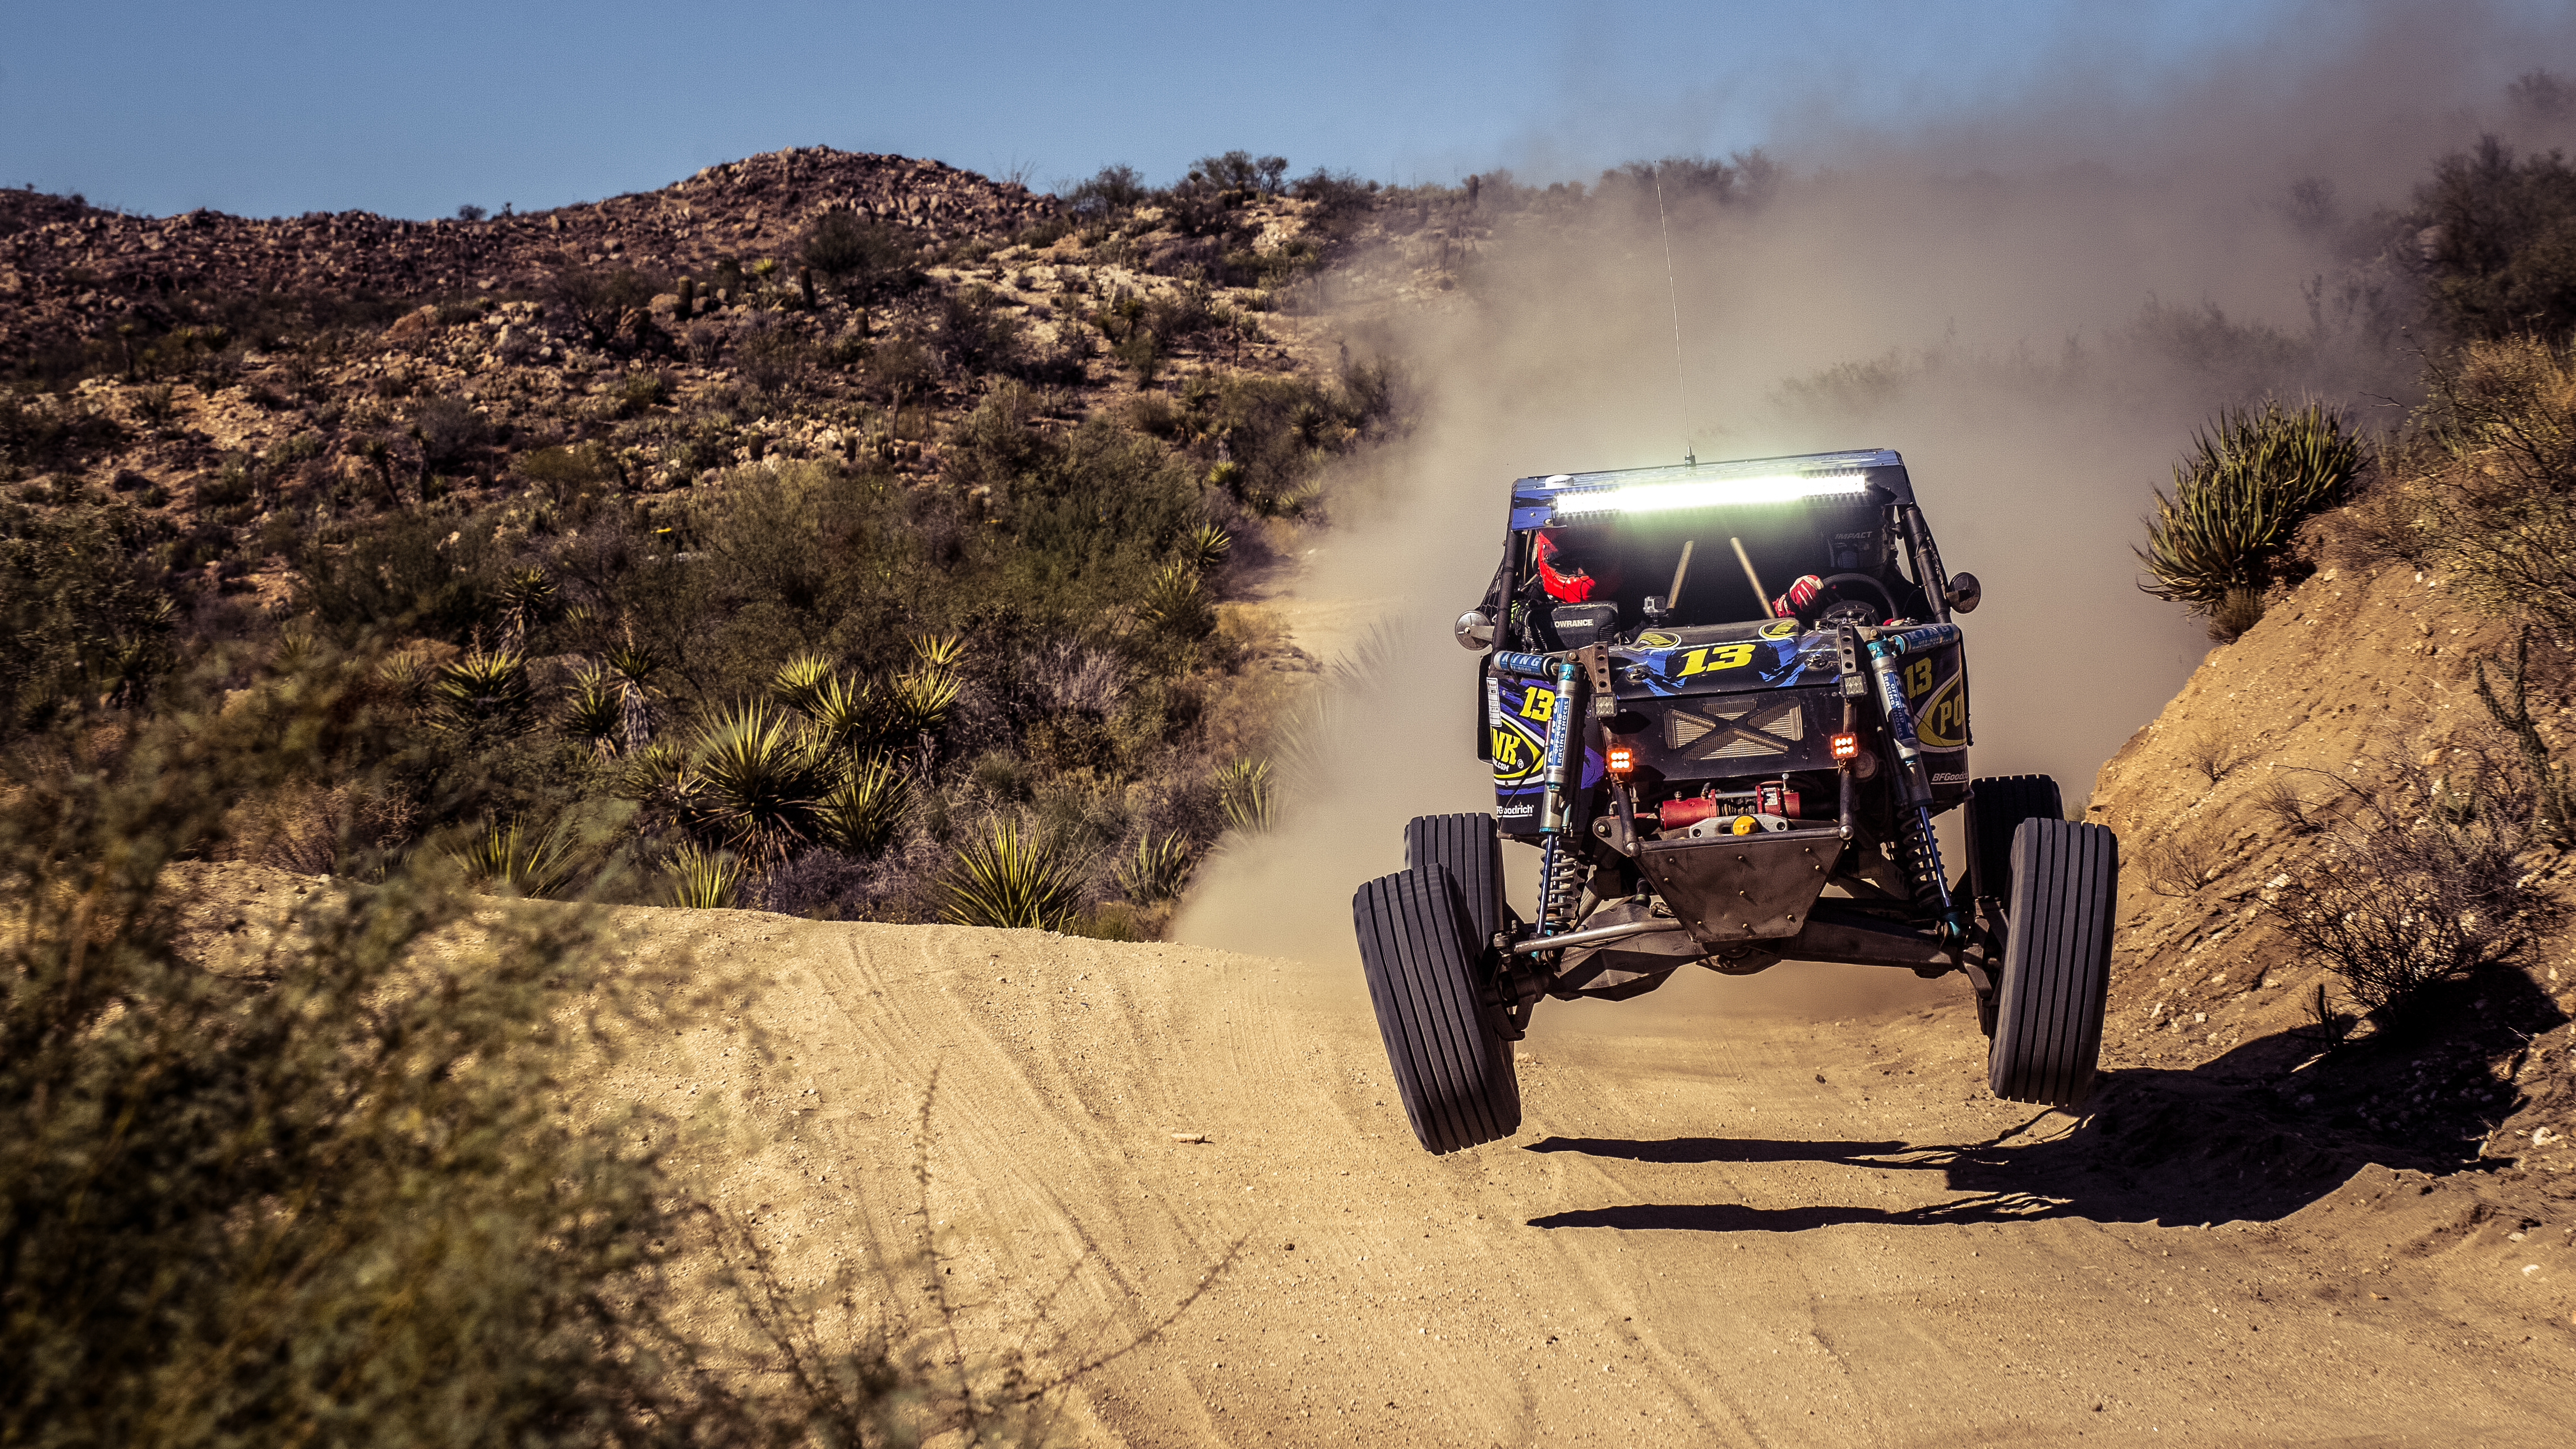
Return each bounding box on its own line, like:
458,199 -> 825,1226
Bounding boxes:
1514,988 -> 2566,1235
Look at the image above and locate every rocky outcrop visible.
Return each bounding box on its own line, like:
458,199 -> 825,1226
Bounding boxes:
0,147 -> 1056,362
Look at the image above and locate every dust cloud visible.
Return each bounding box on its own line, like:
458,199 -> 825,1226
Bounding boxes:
1174,2 -> 2576,999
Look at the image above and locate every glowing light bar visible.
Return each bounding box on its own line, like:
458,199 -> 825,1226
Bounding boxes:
1551,472 -> 1871,517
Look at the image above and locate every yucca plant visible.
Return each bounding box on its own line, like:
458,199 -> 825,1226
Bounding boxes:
1184,521 -> 1233,572
816,752 -> 912,857
802,672 -> 880,753
448,816 -> 577,899
376,649 -> 434,709
911,633 -> 965,669
606,643 -> 660,752
614,740 -> 689,802
667,843 -> 744,909
430,648 -> 534,741
561,664 -> 624,757
1216,757 -> 1274,833
770,651 -> 837,715
686,700 -> 832,864
887,664 -> 961,738
494,565 -> 559,649
1117,831 -> 1193,903
938,815 -> 1082,929
2137,401 -> 2362,619
1138,559 -> 1214,638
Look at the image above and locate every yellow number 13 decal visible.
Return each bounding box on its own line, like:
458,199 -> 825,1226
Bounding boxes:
1679,643 -> 1757,677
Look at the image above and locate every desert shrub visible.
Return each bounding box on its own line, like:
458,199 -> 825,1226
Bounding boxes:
937,813 -> 1080,929
549,266 -> 663,349
2414,337 -> 2576,637
0,499 -> 174,727
293,508 -> 509,642
1137,559 -> 1213,640
2137,400 -> 2362,625
936,286 -> 1022,374
1186,150 -> 1289,197
0,689 -> 907,1444
1216,757 -> 1274,833
2413,135 -> 2576,343
2263,734 -> 2561,1021
800,210 -> 918,301
0,393 -> 126,475
1062,164 -> 1149,222
1118,831 -> 1192,902
517,440 -> 619,494
666,841 -> 745,908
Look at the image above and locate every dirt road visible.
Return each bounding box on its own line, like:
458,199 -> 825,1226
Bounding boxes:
592,908 -> 2574,1448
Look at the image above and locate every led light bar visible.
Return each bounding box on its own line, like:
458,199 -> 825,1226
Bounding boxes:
1548,472 -> 1871,517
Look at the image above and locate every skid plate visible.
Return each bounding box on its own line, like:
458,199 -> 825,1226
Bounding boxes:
1635,830 -> 1838,946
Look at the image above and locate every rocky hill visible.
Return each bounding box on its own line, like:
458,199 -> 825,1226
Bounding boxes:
0,148 -> 1055,361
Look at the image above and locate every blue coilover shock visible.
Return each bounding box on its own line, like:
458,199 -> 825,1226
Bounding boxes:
1533,652 -> 1586,937
1865,626 -> 1966,943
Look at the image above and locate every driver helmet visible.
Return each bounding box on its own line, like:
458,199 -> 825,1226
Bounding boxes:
1535,529 -> 1618,603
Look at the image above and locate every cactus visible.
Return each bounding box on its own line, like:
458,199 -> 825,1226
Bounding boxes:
675,275 -> 695,321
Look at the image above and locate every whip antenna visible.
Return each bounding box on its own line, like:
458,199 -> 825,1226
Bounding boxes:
1653,164 -> 1694,467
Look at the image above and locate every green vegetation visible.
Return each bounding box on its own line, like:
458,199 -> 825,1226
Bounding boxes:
2136,401 -> 2361,640
0,677 -> 949,1444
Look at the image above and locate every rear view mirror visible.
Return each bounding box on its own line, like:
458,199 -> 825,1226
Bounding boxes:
1454,610 -> 1495,650
1944,572 -> 1982,614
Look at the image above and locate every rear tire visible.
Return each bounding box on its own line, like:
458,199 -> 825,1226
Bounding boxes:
1404,813 -> 1504,946
1353,865 -> 1521,1153
1988,817 -> 2117,1108
1967,774 -> 2062,908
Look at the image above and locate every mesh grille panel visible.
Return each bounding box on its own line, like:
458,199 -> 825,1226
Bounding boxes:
1664,696 -> 1805,761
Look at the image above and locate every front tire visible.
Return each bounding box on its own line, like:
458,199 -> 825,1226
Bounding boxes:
1353,865 -> 1521,1153
1966,774 -> 2062,908
1988,817 -> 2117,1108
1404,813 -> 1504,945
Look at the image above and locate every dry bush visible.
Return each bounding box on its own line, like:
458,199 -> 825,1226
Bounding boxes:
2179,720 -> 2254,785
2140,826 -> 2231,897
2249,770 -> 2321,835
2262,728 -> 2561,1020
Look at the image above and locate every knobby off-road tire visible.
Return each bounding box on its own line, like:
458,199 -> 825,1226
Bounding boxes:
1988,817 -> 2118,1108
1966,774 -> 2062,908
1353,864 -> 1521,1154
1404,813 -> 1504,946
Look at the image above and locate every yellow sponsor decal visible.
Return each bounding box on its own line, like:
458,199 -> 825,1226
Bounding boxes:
1916,673 -> 1968,749
1758,618 -> 1799,640
1636,630 -> 1681,648
1519,688 -> 1555,721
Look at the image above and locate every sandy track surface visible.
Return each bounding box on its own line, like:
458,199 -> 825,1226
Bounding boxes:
580,906 -> 2576,1448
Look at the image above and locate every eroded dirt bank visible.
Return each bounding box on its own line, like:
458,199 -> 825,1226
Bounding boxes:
560,903 -> 2574,1448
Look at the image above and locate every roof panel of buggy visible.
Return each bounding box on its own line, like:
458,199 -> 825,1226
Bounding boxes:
1508,449 -> 1912,530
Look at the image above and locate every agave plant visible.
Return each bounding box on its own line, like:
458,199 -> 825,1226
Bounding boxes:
667,843 -> 744,909
430,648 -> 535,741
2138,400 -> 2361,614
1117,830 -> 1193,903
816,752 -> 912,857
1138,559 -> 1213,638
938,815 -> 1081,930
560,664 -> 624,756
686,700 -> 833,864
770,651 -> 837,714
1216,757 -> 1274,834
448,816 -> 577,899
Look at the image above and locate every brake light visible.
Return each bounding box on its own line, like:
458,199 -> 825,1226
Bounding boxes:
1831,732 -> 1860,761
1606,742 -> 1635,775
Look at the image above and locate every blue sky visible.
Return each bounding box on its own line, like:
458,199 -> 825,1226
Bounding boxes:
0,1 -> 2558,218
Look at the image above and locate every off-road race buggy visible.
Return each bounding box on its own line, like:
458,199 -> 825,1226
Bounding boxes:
1351,450 -> 2120,1155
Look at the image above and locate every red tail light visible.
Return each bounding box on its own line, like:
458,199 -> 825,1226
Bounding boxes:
1831,731 -> 1860,761
1606,742 -> 1636,775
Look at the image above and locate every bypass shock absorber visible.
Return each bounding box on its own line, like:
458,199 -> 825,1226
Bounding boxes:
1864,624 -> 1966,944
1498,649 -> 1589,939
